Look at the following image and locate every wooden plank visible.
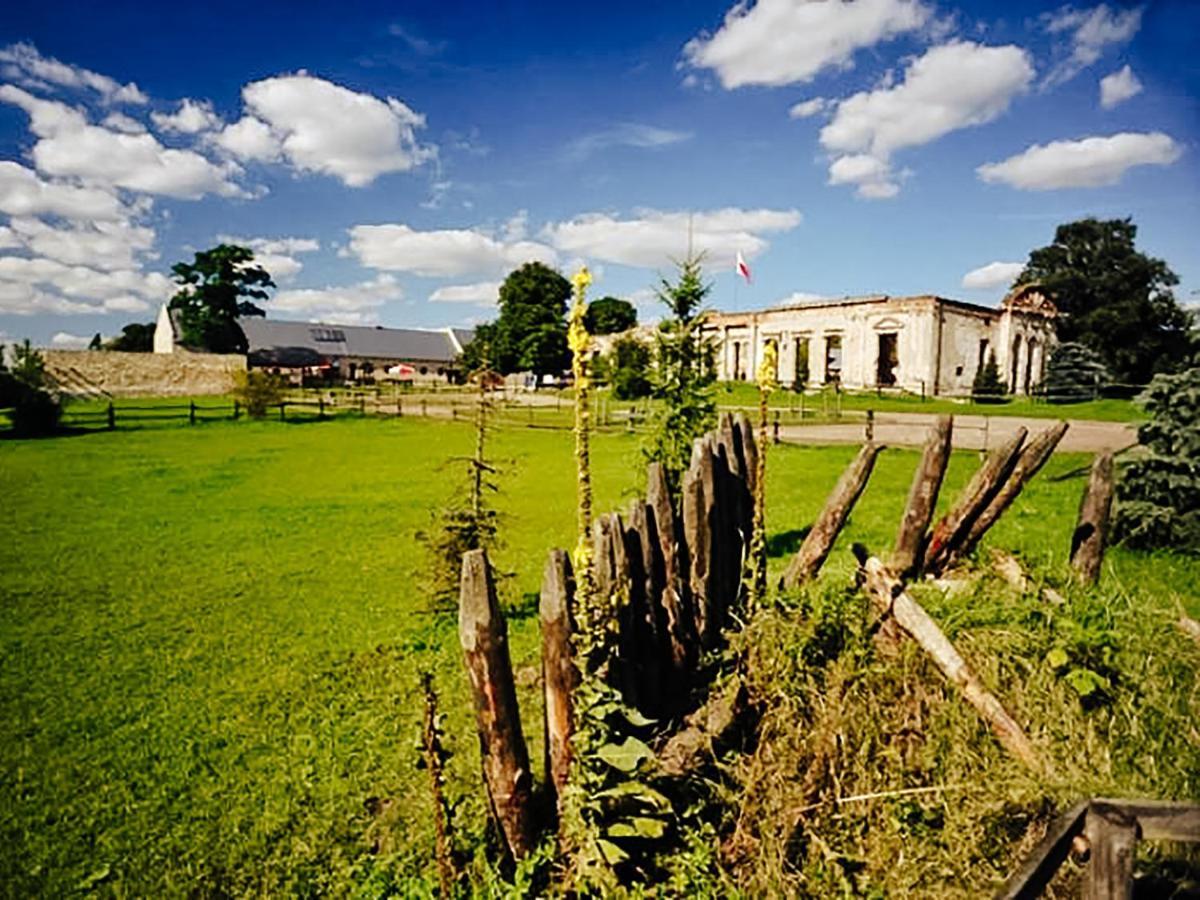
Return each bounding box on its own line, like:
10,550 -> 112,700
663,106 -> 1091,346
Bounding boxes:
458,549 -> 535,859
1083,803 -> 1138,900
1070,452 -> 1115,585
539,549 -> 577,821
923,428 -> 1028,576
647,461 -> 698,681
682,438 -> 717,649
1093,798 -> 1200,842
892,415 -> 953,578
858,553 -> 1047,775
995,801 -> 1088,900
782,443 -> 882,589
951,421 -> 1069,567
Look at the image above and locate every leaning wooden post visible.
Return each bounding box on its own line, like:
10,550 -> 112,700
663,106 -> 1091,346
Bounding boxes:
107,401 -> 115,430
856,550 -> 1048,776
189,400 -> 196,425
922,427 -> 1028,576
1071,451 -> 1115,585
891,415 -> 953,577
458,549 -> 535,859
540,549 -> 577,820
949,421 -> 1069,566
781,442 -> 882,589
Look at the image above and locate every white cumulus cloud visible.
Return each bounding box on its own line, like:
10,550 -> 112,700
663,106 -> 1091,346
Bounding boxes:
0,161 -> 126,221
50,331 -> 95,348
961,261 -> 1024,290
977,131 -> 1181,190
151,98 -> 223,134
269,274 -> 402,325
0,42 -> 147,104
788,98 -> 828,119
1099,64 -> 1143,109
429,281 -> 502,306
0,85 -> 243,199
216,234 -> 320,281
683,0 -> 931,88
5,217 -> 156,271
542,207 -> 802,270
347,223 -> 556,277
241,73 -> 435,186
820,41 -> 1034,198
212,116 -> 282,162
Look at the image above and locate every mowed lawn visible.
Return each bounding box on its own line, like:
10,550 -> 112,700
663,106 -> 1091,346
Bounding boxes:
1,415 -> 1195,896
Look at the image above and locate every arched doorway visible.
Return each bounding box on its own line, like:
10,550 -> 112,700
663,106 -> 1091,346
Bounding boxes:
1024,338 -> 1038,395
1010,335 -> 1023,394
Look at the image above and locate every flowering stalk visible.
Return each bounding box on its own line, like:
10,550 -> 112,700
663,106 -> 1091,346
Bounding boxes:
749,339 -> 778,612
568,266 -> 597,642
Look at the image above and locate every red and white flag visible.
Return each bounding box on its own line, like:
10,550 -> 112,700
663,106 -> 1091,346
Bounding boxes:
736,250 -> 752,283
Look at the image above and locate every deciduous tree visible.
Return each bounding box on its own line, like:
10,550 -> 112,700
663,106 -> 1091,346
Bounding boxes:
169,244 -> 273,354
584,296 -> 637,335
1016,218 -> 1192,385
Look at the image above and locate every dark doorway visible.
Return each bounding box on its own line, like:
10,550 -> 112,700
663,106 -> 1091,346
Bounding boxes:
824,335 -> 842,384
732,342 -> 742,380
794,337 -> 809,387
876,332 -> 898,386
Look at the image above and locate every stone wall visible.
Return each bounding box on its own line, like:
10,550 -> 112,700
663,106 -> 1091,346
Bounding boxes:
44,350 -> 246,397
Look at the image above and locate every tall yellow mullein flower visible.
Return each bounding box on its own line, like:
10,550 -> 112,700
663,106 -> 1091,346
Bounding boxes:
568,266 -> 596,636
749,339 -> 778,611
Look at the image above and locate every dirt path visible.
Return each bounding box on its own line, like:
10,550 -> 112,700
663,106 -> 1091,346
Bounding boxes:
778,412 -> 1137,453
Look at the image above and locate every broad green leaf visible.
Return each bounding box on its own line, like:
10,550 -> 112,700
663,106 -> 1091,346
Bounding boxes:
596,838 -> 629,865
596,736 -> 653,772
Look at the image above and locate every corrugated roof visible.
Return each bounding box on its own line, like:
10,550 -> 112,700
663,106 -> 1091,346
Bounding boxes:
237,318 -> 462,364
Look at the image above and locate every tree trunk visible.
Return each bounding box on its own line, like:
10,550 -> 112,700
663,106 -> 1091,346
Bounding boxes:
1070,451 -> 1114,585
458,549 -> 535,859
539,549 -> 576,820
948,421 -> 1069,566
858,553 -> 1047,775
922,428 -> 1028,576
782,443 -> 882,589
891,415 -> 953,577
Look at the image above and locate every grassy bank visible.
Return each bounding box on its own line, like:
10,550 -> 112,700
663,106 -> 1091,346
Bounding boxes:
0,414 -> 1193,895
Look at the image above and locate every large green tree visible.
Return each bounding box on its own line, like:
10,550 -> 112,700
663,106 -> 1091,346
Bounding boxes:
584,296 -> 637,335
168,244 -> 273,354
1016,218 -> 1192,386
465,262 -> 570,378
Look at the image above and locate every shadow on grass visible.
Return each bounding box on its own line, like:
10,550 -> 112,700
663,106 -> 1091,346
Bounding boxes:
767,527 -> 811,559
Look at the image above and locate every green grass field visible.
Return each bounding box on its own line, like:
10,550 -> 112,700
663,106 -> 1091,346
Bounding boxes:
1,414 -> 1193,895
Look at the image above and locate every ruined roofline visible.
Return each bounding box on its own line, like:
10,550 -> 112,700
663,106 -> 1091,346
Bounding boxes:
708,292 -> 1032,321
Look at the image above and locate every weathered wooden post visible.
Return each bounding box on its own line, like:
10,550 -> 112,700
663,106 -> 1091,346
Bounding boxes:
857,551 -> 1047,775
458,549 -> 535,860
1071,451 -> 1115,585
865,408 -> 874,442
781,442 -> 882,589
773,409 -> 781,444
189,400 -> 196,425
922,428 -> 1027,576
422,398 -> 428,417
891,415 -> 953,577
107,402 -> 115,430
233,400 -> 240,420
359,395 -> 366,416
539,549 -> 576,818
949,421 -> 1069,565
1083,803 -> 1138,900
647,461 -> 696,680
279,402 -> 286,422
318,396 -> 325,420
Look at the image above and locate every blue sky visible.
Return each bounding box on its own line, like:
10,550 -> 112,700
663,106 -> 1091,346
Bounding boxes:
1,0 -> 1197,348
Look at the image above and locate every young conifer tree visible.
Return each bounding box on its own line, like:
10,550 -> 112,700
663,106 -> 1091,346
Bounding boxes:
647,255 -> 717,495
